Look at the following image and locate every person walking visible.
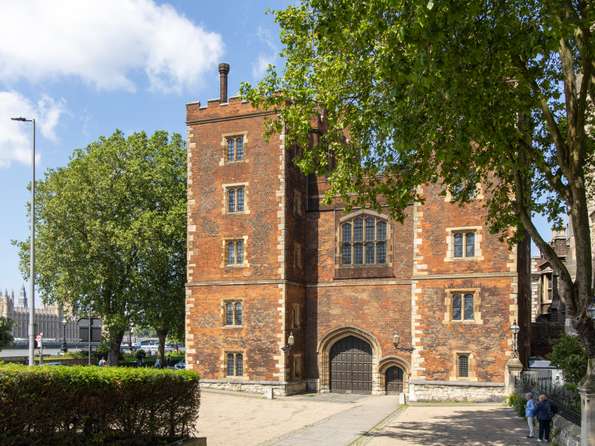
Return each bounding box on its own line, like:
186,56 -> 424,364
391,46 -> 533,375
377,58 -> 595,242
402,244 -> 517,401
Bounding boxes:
525,392 -> 537,439
535,393 -> 557,443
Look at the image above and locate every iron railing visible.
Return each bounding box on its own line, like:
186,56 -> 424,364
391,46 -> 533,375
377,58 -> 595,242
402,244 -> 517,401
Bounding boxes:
515,373 -> 581,426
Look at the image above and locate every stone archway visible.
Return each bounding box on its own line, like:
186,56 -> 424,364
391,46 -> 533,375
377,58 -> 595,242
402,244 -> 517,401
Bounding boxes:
379,356 -> 410,396
317,327 -> 382,394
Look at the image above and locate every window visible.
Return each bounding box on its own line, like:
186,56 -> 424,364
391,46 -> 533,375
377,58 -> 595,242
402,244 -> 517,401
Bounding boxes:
291,303 -> 301,329
292,354 -> 303,380
341,215 -> 387,265
226,136 -> 244,161
293,190 -> 304,217
224,301 -> 243,326
294,242 -> 303,270
227,186 -> 245,213
452,293 -> 474,321
457,354 -> 470,378
226,352 -> 243,376
453,231 -> 476,258
226,239 -> 244,265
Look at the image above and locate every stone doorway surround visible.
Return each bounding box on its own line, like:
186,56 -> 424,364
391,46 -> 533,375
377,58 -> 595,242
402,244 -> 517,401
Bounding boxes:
317,326 -> 385,394
379,356 -> 410,396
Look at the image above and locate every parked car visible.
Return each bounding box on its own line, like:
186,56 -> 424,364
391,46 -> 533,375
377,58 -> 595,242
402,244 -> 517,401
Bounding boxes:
138,339 -> 159,354
174,361 -> 186,370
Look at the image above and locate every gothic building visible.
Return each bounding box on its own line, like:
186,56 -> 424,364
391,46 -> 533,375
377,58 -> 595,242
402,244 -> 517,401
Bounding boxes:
185,64 -> 530,400
0,287 -> 78,343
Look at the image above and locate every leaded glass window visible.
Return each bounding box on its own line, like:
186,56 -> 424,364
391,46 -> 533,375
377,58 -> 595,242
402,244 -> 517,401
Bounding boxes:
452,294 -> 462,320
226,352 -> 244,376
227,186 -> 245,213
452,231 -> 476,258
226,136 -> 244,161
224,301 -> 243,326
340,214 -> 388,265
457,354 -> 469,378
463,293 -> 474,320
226,239 -> 244,265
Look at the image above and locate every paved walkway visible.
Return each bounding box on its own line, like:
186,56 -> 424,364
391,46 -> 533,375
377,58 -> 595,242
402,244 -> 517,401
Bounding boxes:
364,403 -> 533,446
266,394 -> 400,446
198,391 -> 393,446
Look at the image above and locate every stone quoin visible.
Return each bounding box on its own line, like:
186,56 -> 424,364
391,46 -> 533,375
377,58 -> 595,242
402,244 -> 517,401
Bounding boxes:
185,64 -> 531,400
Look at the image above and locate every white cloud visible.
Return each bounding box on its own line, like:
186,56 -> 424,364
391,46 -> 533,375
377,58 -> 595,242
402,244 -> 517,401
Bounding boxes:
0,1 -> 224,93
0,92 -> 65,168
252,27 -> 279,80
252,54 -> 275,80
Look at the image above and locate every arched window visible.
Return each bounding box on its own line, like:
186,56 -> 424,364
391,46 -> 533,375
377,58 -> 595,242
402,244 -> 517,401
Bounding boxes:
341,214 -> 387,265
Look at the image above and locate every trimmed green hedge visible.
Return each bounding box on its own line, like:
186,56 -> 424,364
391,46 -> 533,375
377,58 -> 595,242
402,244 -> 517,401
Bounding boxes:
0,364 -> 200,445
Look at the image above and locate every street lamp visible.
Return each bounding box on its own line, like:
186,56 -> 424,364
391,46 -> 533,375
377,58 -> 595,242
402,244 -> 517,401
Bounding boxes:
11,117 -> 36,366
61,317 -> 68,353
511,320 -> 520,358
281,331 -> 295,354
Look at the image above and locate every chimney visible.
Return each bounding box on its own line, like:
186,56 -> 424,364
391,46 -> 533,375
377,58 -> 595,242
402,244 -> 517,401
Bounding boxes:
218,63 -> 230,103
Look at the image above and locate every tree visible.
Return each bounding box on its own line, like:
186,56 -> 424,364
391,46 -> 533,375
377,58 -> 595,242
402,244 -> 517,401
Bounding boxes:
549,335 -> 588,385
0,317 -> 13,350
243,1 -> 595,363
15,130 -> 186,365
128,131 -> 186,368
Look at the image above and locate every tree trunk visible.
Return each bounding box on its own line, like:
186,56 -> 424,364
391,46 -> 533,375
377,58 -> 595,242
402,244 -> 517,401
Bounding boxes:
107,328 -> 124,366
157,328 -> 168,368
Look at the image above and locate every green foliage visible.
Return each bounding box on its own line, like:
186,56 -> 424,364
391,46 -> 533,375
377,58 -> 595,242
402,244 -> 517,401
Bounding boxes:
548,335 -> 588,385
13,130 -> 186,364
0,318 -> 13,350
0,363 -> 200,445
506,393 -> 527,418
243,0 -> 595,355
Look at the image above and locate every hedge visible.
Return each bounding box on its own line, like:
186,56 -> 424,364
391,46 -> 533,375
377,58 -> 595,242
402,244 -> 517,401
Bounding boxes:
0,364 -> 200,445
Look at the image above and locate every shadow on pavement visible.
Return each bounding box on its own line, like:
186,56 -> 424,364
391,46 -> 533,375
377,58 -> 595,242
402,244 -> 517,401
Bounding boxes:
362,406 -> 533,446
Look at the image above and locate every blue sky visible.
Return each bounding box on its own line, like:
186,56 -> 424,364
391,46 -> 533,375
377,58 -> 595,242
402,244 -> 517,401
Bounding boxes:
0,0 -> 290,296
0,1 -> 552,299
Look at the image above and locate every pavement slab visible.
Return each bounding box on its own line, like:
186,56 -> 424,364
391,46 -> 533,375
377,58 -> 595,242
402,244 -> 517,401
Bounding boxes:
363,403 -> 536,446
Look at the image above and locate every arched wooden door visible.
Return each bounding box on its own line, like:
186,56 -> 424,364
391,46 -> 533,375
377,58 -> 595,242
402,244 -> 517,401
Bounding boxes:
385,366 -> 404,394
330,336 -> 372,394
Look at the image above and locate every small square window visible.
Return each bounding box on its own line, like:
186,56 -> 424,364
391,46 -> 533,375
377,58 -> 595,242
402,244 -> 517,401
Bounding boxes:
451,292 -> 475,321
224,301 -> 243,326
225,352 -> 244,376
227,186 -> 245,213
226,239 -> 245,265
226,136 -> 245,161
452,231 -> 476,258
457,354 -> 469,378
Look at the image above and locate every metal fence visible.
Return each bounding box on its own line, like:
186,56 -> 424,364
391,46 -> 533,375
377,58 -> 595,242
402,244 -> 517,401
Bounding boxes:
515,373 -> 581,426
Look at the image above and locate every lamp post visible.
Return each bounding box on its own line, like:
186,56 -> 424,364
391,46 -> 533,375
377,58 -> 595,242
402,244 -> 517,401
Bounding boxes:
61,317 -> 67,353
11,117 -> 36,367
511,320 -> 520,358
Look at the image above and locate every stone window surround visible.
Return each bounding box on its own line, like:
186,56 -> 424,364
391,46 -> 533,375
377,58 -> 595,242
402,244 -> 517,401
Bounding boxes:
335,209 -> 392,269
221,236 -> 249,268
443,288 -> 483,325
221,299 -> 244,328
293,189 -> 304,217
219,131 -> 249,165
450,351 -> 478,382
444,226 -> 484,262
291,303 -> 302,329
292,353 -> 303,380
444,183 -> 484,202
222,349 -> 247,380
293,241 -> 303,270
222,182 -> 250,215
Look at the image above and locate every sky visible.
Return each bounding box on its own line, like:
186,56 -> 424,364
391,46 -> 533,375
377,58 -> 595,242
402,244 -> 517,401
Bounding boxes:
0,0 -> 552,299
0,0 -> 290,297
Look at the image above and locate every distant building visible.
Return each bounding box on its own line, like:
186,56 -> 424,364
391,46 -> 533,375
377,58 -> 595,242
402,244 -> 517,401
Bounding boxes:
0,286 -> 78,343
